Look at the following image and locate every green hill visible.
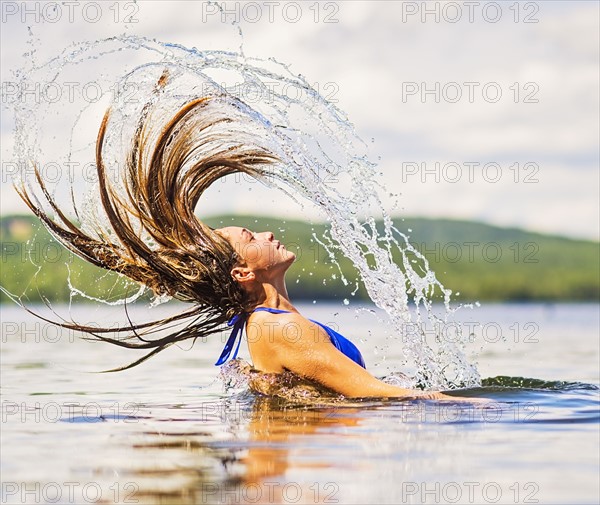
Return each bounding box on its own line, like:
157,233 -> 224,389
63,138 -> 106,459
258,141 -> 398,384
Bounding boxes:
1,214 -> 598,303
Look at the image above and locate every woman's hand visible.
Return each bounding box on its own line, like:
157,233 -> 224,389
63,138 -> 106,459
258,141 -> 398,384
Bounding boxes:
408,391 -> 493,403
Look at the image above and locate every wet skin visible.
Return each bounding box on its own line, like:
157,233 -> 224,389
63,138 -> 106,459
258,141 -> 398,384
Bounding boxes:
216,226 -> 490,402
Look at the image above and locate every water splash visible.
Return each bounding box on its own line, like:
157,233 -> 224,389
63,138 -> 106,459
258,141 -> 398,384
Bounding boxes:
3,34 -> 480,389
220,358 -> 342,403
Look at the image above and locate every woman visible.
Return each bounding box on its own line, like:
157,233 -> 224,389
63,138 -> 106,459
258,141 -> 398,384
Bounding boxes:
212,225 -> 479,400
16,85 -> 482,401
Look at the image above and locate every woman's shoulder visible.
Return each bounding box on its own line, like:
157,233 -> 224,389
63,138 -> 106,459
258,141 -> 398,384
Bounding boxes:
248,308 -> 325,344
248,307 -> 311,328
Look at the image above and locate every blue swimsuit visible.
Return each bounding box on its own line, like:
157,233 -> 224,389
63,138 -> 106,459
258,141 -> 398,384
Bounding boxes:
215,307 -> 366,368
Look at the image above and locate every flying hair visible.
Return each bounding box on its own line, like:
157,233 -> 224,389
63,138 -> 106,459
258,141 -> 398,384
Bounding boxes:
14,70 -> 280,371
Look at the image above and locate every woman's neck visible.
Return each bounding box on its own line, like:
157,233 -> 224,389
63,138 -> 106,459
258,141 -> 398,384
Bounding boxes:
251,277 -> 296,312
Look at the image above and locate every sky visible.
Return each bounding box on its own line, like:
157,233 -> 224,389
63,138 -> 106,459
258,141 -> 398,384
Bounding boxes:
1,0 -> 598,240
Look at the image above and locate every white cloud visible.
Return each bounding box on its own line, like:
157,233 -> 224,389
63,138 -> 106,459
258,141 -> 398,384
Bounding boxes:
1,0 -> 598,240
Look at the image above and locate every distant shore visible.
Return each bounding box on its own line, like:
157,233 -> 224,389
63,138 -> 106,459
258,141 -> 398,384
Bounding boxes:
1,214 -> 598,303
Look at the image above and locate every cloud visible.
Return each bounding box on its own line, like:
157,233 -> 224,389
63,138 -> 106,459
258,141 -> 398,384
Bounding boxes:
1,0 -> 598,240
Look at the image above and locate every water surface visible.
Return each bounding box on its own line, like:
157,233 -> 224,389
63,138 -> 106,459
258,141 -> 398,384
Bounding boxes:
1,302 -> 598,504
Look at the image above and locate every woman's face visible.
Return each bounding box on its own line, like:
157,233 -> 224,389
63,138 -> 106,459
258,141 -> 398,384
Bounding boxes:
216,226 -> 296,275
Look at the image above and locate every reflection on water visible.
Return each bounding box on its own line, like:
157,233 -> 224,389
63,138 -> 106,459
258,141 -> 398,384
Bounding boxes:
123,396 -> 367,504
58,386 -> 596,505
1,303 -> 599,504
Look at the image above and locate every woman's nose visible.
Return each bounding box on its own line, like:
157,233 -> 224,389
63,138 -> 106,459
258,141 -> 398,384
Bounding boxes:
259,231 -> 274,241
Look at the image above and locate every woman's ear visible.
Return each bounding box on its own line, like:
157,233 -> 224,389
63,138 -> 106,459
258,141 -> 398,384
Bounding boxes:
231,266 -> 255,284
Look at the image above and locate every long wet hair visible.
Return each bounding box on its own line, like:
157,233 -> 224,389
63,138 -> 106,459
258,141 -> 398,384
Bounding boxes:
16,72 -> 279,370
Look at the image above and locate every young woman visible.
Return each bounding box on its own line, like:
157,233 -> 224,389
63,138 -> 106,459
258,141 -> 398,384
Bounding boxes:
212,226 -> 481,400
16,88 -> 484,401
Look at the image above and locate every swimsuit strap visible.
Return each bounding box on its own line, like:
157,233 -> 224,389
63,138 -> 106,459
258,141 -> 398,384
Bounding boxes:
253,307 -> 291,314
214,307 -> 289,366
214,313 -> 247,366
253,307 -> 366,368
215,307 -> 365,368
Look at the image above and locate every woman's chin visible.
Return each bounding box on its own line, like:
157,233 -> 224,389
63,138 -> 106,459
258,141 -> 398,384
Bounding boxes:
282,250 -> 296,263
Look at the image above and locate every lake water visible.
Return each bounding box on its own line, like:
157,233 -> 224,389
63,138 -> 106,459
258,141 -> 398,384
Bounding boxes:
1,302 -> 598,504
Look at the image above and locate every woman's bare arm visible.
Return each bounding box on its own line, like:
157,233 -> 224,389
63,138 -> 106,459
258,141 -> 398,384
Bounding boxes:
269,313 -> 485,401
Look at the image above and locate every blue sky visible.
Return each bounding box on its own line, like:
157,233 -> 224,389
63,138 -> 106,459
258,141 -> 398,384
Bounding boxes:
1,1 -> 598,240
